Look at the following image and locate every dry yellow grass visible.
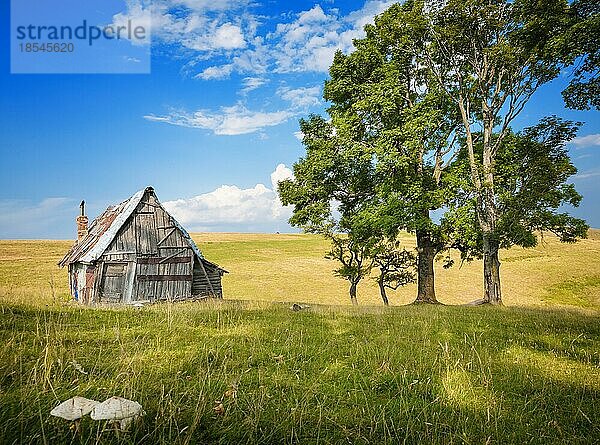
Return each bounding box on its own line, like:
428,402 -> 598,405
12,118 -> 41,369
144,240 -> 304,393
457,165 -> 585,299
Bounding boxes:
1,230 -> 599,309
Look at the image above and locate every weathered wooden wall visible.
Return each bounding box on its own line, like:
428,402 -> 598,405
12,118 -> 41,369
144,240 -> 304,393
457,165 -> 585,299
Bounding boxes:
88,190 -> 221,303
192,259 -> 223,297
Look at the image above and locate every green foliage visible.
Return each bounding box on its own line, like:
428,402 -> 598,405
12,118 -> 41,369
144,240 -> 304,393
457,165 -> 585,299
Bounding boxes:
444,116 -> 589,259
372,240 -> 417,291
559,0 -> 600,110
325,234 -> 375,289
281,0 -> 595,304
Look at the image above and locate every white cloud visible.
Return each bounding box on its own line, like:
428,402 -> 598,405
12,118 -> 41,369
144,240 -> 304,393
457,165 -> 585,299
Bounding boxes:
168,0 -> 396,79
113,0 -> 395,72
195,64 -> 234,80
297,5 -> 330,24
266,0 -> 395,74
277,85 -> 321,109
571,134 -> 600,148
146,83 -> 321,135
180,0 -> 252,12
142,1 -> 394,135
213,23 -> 246,49
110,1 -> 152,45
346,0 -> 396,30
271,163 -> 294,190
163,164 -> 294,231
240,76 -> 268,94
185,22 -> 246,51
293,130 -> 304,141
573,169 -> 600,180
111,0 -> 254,52
144,104 -> 294,135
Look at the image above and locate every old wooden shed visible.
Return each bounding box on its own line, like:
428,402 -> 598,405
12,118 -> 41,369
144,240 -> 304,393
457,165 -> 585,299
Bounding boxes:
58,186 -> 227,304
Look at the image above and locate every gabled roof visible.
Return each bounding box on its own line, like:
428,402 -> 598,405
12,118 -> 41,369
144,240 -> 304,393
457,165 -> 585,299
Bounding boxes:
58,187 -> 225,272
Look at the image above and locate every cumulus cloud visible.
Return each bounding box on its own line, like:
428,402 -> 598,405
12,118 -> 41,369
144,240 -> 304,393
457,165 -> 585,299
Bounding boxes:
266,1 -> 395,74
144,104 -> 294,135
571,134 -> 600,149
195,64 -> 234,80
163,164 -> 294,231
142,1 -> 393,134
112,0 -> 395,74
144,0 -> 395,79
185,23 -> 246,51
111,0 -> 253,52
110,2 -> 152,45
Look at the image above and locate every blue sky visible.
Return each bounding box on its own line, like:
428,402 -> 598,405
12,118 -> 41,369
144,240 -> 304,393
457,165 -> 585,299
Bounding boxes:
1,0 -> 599,239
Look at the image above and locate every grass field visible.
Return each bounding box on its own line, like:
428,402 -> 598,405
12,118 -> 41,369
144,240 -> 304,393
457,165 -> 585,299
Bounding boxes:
1,232 -> 599,443
2,230 -> 600,308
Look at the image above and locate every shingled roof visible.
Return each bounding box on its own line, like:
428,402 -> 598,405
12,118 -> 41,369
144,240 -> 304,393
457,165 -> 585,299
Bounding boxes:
58,187 -> 218,269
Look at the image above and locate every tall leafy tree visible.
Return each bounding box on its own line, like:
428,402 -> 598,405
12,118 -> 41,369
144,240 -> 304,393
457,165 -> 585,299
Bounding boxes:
444,117 -> 589,293
420,0 -> 585,303
279,116 -> 379,305
321,2 -> 461,304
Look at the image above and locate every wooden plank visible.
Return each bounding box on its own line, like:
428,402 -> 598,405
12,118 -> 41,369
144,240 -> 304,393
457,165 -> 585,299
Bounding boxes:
158,248 -> 189,263
123,262 -> 136,303
157,227 -> 176,246
104,263 -> 126,276
197,259 -> 216,296
137,275 -> 193,282
135,213 -> 158,254
137,256 -> 191,265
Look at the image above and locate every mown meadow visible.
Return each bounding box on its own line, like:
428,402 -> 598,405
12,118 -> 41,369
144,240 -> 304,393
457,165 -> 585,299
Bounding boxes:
1,232 -> 599,443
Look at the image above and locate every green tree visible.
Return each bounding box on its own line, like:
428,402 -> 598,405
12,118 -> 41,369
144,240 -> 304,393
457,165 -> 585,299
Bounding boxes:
279,116 -> 379,305
444,117 -> 589,296
372,240 -> 416,305
321,2 -> 461,304
560,0 -> 600,110
326,233 -> 375,306
421,0 -> 585,303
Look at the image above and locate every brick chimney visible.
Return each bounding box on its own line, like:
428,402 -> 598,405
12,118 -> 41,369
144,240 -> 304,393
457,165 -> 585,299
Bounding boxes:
76,200 -> 88,242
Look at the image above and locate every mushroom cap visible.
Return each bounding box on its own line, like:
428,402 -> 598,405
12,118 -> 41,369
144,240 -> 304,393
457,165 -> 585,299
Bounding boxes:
90,397 -> 143,421
50,397 -> 99,421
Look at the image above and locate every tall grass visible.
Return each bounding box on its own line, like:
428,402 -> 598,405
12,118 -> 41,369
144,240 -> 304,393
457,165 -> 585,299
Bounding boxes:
1,302 -> 599,444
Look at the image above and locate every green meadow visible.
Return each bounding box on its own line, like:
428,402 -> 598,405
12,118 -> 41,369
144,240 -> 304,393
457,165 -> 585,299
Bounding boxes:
1,232 -> 599,443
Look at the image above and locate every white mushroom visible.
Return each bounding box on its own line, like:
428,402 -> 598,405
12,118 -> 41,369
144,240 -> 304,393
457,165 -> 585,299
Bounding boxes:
90,397 -> 144,430
50,396 -> 99,421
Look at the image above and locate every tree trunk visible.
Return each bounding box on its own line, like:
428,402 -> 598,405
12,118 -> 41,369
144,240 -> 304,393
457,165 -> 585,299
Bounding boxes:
414,230 -> 438,304
349,281 -> 358,306
378,276 -> 389,306
483,233 -> 502,304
